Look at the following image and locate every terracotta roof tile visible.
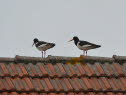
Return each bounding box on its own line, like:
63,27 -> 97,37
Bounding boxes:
40,79 -> 49,92
56,63 -> 67,77
113,63 -> 124,76
72,64 -> 81,77
82,64 -> 94,76
37,63 -> 48,77
10,63 -> 19,76
0,63 -> 9,76
100,77 -> 112,90
68,64 -> 77,77
69,78 -> 80,92
55,78 -> 64,91
112,78 -> 124,91
81,77 -> 93,90
73,78 -> 83,91
0,55 -> 126,95
0,78 -> 6,90
18,63 -> 28,77
29,63 -> 39,76
0,92 -> 126,95
103,63 -> 115,76
44,78 -> 54,91
75,64 -> 86,76
21,79 -> 30,91
53,64 -> 62,77
78,78 -> 88,90
64,78 -> 73,91
120,77 -> 126,89
34,78 -> 44,91
5,77 -> 15,90
47,64 -> 58,77
108,78 -> 118,91
88,78 -> 102,91
60,78 -> 69,92
95,63 -> 106,76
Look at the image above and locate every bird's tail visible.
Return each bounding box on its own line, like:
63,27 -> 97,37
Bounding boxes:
51,43 -> 55,48
95,45 -> 101,48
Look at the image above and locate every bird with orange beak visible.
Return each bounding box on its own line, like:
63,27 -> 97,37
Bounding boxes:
69,36 -> 101,56
32,38 -> 55,58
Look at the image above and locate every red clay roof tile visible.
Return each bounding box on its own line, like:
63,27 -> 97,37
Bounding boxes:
95,63 -> 106,76
75,64 -> 86,76
37,63 -> 48,77
113,63 -> 124,76
0,63 -> 9,76
100,77 -> 112,90
68,64 -> 77,77
104,63 -> 115,76
82,64 -> 93,76
44,78 -> 54,91
73,78 -> 83,91
108,78 -> 118,91
106,92 -> 115,95
0,78 -> 6,90
34,78 -> 44,91
69,78 -> 80,92
60,78 -> 69,92
10,63 -> 19,76
55,78 -> 64,91
0,55 -> 126,95
63,78 -> 73,91
72,64 -> 81,77
5,77 -> 15,90
47,64 -> 58,77
53,64 -> 62,77
81,77 -> 93,90
89,78 -> 102,91
18,63 -> 28,77
29,63 -> 39,76
26,78 -> 35,91
56,63 -> 66,77
40,79 -> 49,92
120,77 -> 126,89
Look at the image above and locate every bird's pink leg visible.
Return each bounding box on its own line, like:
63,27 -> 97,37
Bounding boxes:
42,51 -> 43,58
86,51 -> 87,56
83,50 -> 85,56
45,51 -> 46,57
43,51 -> 45,58
44,51 -> 46,58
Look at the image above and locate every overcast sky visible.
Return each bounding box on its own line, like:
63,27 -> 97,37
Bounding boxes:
0,0 -> 126,57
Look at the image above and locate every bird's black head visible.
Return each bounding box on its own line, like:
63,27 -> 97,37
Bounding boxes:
68,36 -> 79,46
32,38 -> 39,46
73,36 -> 79,41
73,36 -> 79,45
33,38 -> 39,43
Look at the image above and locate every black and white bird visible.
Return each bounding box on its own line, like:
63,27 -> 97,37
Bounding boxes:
32,38 -> 55,58
69,36 -> 101,56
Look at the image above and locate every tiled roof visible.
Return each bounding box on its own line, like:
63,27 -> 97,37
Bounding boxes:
0,55 -> 126,95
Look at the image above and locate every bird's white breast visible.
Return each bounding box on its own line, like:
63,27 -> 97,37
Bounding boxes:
77,42 -> 92,50
37,44 -> 52,51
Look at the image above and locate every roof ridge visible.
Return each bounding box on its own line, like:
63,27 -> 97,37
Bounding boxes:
0,55 -> 126,63
0,57 -> 14,62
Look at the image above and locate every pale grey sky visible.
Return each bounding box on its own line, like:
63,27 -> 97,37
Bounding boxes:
0,0 -> 126,57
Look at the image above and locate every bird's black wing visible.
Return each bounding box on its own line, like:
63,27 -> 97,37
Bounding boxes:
79,40 -> 96,46
79,40 -> 101,48
36,41 -> 47,47
36,41 -> 55,48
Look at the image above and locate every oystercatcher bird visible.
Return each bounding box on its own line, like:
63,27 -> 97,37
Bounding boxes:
32,38 -> 55,58
69,36 -> 101,56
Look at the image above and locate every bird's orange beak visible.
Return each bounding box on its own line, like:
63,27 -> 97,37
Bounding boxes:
68,39 -> 73,42
32,42 -> 35,47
